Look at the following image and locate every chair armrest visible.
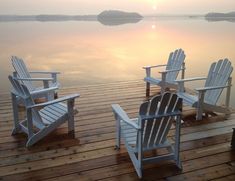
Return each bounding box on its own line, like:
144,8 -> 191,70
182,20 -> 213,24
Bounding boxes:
175,77 -> 207,83
15,77 -> 54,81
195,85 -> 230,92
29,71 -> 60,74
176,77 -> 207,92
29,71 -> 60,84
159,68 -> 184,74
30,86 -> 59,95
143,64 -> 167,78
143,64 -> 167,69
28,94 -> 80,108
112,104 -> 140,129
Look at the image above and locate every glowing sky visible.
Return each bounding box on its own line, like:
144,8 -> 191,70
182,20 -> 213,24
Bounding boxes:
0,0 -> 234,15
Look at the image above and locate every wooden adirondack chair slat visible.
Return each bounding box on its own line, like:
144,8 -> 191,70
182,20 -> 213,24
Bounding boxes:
39,114 -> 54,125
153,94 -> 175,145
46,104 -> 67,116
41,109 -> 60,120
45,106 -> 64,118
156,94 -> 178,144
54,103 -> 68,112
145,93 -> 169,147
142,99 -> 155,147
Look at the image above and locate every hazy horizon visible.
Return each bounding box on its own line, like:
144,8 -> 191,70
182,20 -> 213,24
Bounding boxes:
0,0 -> 235,15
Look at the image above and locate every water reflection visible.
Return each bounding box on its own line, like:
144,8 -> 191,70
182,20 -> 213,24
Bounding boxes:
97,17 -> 142,26
0,18 -> 234,106
0,14 -> 143,26
205,17 -> 235,23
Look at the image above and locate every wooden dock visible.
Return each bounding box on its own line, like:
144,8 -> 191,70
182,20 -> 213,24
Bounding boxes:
0,80 -> 235,181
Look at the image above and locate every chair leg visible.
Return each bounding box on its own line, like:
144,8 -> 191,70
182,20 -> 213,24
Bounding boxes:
137,130 -> 143,178
136,167 -> 143,179
176,159 -> 182,170
129,150 -> 142,178
231,128 -> 235,150
26,136 -> 36,147
68,130 -> 75,138
48,92 -> 55,101
115,117 -> 121,149
54,92 -> 58,99
196,107 -> 203,120
175,115 -> 182,170
161,73 -> 167,94
146,82 -> 150,97
196,91 -> 205,120
161,84 -> 166,94
67,100 -> 75,138
225,77 -> 232,118
11,93 -> 21,135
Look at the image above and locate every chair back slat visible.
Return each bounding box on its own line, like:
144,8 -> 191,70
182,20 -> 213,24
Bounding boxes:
139,101 -> 149,116
148,93 -> 173,146
166,49 -> 186,82
139,92 -> 182,149
205,59 -> 233,105
137,101 -> 149,148
142,96 -> 161,147
154,93 -> 178,145
157,92 -> 171,114
156,94 -> 181,144
149,96 -> 161,115
11,56 -> 35,91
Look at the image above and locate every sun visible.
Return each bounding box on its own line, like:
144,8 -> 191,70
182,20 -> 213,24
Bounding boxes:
152,5 -> 157,10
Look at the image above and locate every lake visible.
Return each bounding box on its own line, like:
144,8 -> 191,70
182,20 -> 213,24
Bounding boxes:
0,17 -> 235,106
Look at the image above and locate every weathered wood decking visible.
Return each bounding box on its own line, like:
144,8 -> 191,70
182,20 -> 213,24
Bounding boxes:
0,80 -> 235,181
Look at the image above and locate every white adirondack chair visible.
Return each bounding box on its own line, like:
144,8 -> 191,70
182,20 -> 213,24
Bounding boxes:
143,49 -> 186,96
11,56 -> 60,101
112,92 -> 182,178
9,75 -> 80,147
177,58 -> 233,120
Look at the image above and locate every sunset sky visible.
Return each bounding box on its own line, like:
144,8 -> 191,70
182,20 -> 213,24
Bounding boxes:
0,0 -> 234,15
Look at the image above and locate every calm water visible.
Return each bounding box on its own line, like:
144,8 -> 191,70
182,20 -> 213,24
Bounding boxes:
0,17 -> 235,106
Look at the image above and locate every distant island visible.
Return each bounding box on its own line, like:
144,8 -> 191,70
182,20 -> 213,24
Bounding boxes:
205,12 -> 235,22
97,10 -> 142,25
0,10 -> 143,26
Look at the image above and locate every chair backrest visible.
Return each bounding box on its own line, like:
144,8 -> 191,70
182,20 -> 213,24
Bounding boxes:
204,59 -> 233,105
165,49 -> 186,82
8,75 -> 44,127
137,92 -> 182,149
11,56 -> 35,91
